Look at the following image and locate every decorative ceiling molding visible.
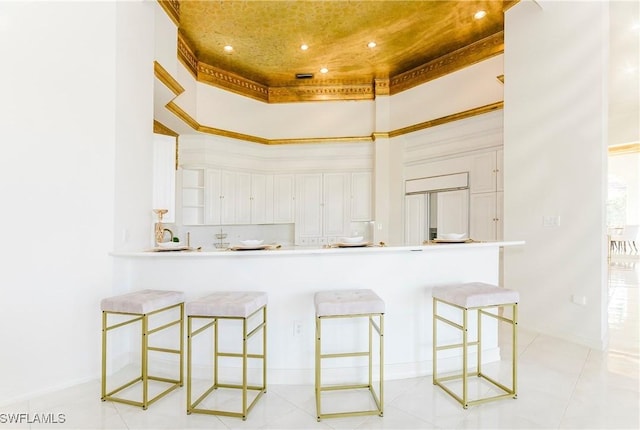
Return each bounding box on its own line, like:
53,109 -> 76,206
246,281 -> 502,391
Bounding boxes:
153,120 -> 178,137
198,62 -> 269,102
608,143 -> 640,155
389,32 -> 504,95
389,102 -> 504,138
157,0 -> 179,26
154,61 -> 184,96
268,82 -> 375,103
177,32 -> 198,78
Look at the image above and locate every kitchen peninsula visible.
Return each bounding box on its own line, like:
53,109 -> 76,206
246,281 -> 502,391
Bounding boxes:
111,240 -> 523,384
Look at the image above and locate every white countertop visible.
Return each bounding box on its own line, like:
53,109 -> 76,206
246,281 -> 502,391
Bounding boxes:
111,240 -> 525,258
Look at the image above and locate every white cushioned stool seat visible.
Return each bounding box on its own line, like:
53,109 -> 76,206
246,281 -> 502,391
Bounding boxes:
186,291 -> 268,317
101,289 -> 185,314
314,289 -> 385,317
432,282 -> 519,308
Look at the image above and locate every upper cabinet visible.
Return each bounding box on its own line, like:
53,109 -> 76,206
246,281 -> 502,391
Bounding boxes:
470,150 -> 503,193
181,168 -> 296,226
272,174 -> 295,224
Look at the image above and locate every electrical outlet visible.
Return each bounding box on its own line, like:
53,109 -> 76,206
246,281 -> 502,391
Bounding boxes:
293,321 -> 302,336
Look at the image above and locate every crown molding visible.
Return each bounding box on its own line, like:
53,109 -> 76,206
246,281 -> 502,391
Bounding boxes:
154,61 -> 184,96
197,62 -> 269,102
389,102 -> 504,138
389,32 -> 504,95
157,0 -> 179,26
177,32 -> 198,78
153,120 -> 178,137
609,143 -> 640,155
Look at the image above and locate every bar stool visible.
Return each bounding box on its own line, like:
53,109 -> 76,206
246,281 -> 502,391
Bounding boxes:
432,282 -> 519,409
101,289 -> 185,410
186,291 -> 267,420
314,289 -> 385,421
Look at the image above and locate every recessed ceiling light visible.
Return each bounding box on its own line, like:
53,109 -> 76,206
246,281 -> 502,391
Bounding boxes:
474,10 -> 487,20
320,67 -> 329,74
367,41 -> 377,48
223,45 -> 233,52
300,44 -> 309,51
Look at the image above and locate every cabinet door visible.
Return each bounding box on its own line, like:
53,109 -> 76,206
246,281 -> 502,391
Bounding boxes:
404,194 -> 426,245
470,192 -> 497,241
295,174 -> 323,238
234,172 -> 252,225
273,174 -> 295,223
351,172 -> 372,221
470,152 -> 497,193
220,170 -> 236,225
250,173 -> 268,224
496,149 -> 504,192
323,173 -> 350,237
496,191 -> 503,241
204,169 -> 222,225
437,189 -> 469,236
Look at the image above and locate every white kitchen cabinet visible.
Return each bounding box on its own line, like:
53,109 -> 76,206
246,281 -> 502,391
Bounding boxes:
470,150 -> 503,193
295,174 -> 323,240
250,173 -> 269,224
404,194 -> 426,245
470,191 -> 503,241
272,174 -> 295,223
351,171 -> 372,221
234,172 -> 252,225
181,168 -> 205,225
153,134 -> 177,223
295,173 -> 350,244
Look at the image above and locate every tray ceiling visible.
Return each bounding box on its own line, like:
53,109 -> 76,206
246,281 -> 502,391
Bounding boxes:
166,0 -> 513,102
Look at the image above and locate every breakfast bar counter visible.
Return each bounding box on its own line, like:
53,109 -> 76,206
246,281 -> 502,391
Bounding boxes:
111,241 -> 524,384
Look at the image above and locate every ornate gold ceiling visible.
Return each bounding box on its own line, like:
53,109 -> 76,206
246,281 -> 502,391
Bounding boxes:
160,0 -> 513,103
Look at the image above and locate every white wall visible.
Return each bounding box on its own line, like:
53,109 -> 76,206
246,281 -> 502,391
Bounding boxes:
609,152 -> 640,224
0,1 -> 155,405
503,0 -> 609,349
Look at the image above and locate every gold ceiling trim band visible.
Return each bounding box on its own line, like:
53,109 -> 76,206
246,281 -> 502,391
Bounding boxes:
608,143 -> 640,155
268,136 -> 373,145
198,62 -> 269,102
154,61 -> 185,96
268,84 -> 374,103
177,32 -> 198,78
389,101 -> 504,138
153,120 -> 178,137
197,125 -> 268,145
157,0 -> 180,27
390,32 -> 504,95
165,101 -> 199,131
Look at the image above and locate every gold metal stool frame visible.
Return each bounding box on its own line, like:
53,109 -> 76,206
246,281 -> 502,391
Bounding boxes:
187,305 -> 267,421
315,312 -> 384,421
101,302 -> 184,410
433,296 -> 518,409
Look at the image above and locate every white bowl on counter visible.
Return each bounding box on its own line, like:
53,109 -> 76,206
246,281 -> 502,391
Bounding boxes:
157,241 -> 182,249
340,236 -> 364,244
438,233 -> 467,240
240,239 -> 264,246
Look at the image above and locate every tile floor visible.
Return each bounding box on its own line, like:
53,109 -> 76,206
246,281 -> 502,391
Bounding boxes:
1,257 -> 638,429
